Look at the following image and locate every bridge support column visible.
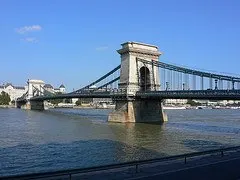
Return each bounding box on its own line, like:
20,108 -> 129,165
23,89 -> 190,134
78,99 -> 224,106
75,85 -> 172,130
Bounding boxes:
16,101 -> 31,109
17,100 -> 45,110
109,41 -> 168,123
30,100 -> 45,110
108,99 -> 167,123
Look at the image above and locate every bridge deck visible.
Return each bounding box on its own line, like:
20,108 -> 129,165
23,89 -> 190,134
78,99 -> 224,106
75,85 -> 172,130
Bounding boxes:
136,90 -> 240,100
17,89 -> 240,102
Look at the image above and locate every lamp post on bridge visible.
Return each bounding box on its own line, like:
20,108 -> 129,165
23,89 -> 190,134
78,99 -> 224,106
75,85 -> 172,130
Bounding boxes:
166,82 -> 169,91
215,79 -> 218,90
232,80 -> 235,90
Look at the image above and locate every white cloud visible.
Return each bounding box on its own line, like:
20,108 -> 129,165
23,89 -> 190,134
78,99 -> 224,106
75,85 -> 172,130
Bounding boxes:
96,46 -> 108,51
21,37 -> 38,43
16,25 -> 42,34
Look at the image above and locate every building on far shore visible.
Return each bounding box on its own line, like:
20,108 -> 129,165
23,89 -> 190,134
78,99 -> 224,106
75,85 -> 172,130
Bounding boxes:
164,99 -> 240,106
0,81 -> 66,103
0,83 -> 28,102
164,99 -> 188,105
55,84 -> 66,94
193,99 -> 240,106
43,83 -> 66,94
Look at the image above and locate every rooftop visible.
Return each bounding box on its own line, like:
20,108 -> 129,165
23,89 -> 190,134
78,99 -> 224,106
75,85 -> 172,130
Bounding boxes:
28,79 -> 45,84
0,83 -> 25,90
59,84 -> 65,88
44,84 -> 53,89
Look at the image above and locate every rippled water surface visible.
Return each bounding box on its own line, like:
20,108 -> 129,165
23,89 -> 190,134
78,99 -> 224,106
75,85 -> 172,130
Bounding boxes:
0,108 -> 240,176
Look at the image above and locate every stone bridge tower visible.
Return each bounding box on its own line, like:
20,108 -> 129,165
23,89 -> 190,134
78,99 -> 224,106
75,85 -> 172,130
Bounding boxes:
118,42 -> 161,94
18,79 -> 46,110
27,79 -> 45,99
108,42 -> 167,123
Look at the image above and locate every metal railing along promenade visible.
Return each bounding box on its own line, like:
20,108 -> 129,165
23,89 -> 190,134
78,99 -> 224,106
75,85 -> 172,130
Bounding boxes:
1,145 -> 240,180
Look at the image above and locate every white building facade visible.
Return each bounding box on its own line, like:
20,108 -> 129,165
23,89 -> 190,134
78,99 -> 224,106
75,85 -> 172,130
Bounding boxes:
0,80 -> 66,103
43,83 -> 66,94
164,99 -> 188,105
0,83 -> 28,102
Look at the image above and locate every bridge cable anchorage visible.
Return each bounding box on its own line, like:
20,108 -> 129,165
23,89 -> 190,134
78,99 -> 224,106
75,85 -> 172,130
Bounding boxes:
70,65 -> 121,94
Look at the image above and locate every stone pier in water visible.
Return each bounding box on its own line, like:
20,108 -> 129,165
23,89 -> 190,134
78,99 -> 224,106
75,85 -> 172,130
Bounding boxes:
108,42 -> 167,123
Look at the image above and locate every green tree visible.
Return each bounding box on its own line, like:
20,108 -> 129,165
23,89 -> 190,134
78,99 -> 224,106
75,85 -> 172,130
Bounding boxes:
50,92 -> 63,105
63,98 -> 72,103
49,92 -> 72,105
0,91 -> 11,105
75,99 -> 82,106
186,99 -> 201,106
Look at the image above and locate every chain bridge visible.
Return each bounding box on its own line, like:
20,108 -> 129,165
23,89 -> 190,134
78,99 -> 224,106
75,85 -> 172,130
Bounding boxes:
17,42 -> 240,123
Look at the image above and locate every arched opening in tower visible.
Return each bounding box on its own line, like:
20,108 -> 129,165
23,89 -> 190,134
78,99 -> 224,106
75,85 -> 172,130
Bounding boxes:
140,66 -> 151,91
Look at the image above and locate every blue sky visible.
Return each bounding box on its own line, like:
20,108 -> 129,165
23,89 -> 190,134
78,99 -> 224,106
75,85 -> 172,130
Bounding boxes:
0,0 -> 240,91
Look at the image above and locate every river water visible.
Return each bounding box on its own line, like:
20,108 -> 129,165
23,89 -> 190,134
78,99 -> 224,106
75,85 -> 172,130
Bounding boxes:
0,108 -> 240,176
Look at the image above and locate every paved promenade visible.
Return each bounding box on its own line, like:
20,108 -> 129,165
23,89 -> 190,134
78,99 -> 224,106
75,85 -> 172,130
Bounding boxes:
34,150 -> 240,180
75,150 -> 240,180
2,150 -> 240,180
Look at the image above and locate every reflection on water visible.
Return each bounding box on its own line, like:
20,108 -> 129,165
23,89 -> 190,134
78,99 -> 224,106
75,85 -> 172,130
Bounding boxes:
0,140 -> 163,176
0,108 -> 240,176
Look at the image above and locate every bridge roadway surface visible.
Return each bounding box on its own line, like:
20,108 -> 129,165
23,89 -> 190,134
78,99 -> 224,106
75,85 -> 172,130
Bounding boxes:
28,89 -> 240,101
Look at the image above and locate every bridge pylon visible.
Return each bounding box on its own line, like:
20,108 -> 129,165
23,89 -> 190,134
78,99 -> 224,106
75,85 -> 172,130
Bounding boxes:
117,41 -> 161,93
108,42 -> 167,123
27,79 -> 45,99
16,79 -> 46,110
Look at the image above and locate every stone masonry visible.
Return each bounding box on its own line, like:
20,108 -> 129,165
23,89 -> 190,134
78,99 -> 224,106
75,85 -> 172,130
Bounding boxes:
108,42 -> 167,123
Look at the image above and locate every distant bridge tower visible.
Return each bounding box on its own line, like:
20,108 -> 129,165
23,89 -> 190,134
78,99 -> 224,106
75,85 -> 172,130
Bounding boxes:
17,79 -> 46,110
27,79 -> 45,99
109,42 -> 167,123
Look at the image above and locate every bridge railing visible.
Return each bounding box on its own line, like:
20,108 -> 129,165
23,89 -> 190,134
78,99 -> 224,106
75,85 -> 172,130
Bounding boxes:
1,145 -> 240,180
136,89 -> 240,95
71,65 -> 121,94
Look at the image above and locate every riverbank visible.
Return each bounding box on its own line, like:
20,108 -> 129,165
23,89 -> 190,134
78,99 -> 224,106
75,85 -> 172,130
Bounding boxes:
0,105 -> 15,108
73,105 -> 94,109
163,105 -> 240,110
54,104 -> 240,110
